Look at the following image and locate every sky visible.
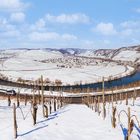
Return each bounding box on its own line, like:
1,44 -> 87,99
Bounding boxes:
0,0 -> 140,49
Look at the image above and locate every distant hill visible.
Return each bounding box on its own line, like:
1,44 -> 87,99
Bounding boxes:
1,45 -> 140,63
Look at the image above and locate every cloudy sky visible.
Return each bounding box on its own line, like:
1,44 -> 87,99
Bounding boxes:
0,0 -> 140,49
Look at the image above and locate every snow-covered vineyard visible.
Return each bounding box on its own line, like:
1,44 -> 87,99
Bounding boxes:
1,90 -> 140,140
0,47 -> 138,86
0,46 -> 140,140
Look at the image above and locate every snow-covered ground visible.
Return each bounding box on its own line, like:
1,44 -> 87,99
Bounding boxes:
77,46 -> 140,63
0,84 -> 140,97
0,49 -> 135,85
1,97 -> 140,140
113,50 -> 140,62
0,47 -> 140,140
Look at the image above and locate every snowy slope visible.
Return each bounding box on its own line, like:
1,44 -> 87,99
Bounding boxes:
113,50 -> 140,62
76,45 -> 140,63
1,97 -> 140,140
0,49 -> 134,85
0,100 -> 122,140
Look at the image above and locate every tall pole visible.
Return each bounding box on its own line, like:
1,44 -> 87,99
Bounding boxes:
41,75 -> 45,117
128,107 -> 131,140
102,77 -> 106,119
13,103 -> 17,139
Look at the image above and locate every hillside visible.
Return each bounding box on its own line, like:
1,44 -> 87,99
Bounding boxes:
76,45 -> 140,63
0,46 -> 135,85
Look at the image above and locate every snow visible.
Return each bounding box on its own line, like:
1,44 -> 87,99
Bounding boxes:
0,46 -> 139,140
113,50 -> 140,62
0,100 -> 121,140
1,97 -> 140,140
77,48 -> 140,63
0,49 -> 135,85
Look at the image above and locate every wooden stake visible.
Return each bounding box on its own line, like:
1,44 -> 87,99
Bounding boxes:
120,93 -> 122,104
13,103 -> 17,139
133,88 -> 136,106
38,89 -> 41,104
112,106 -> 116,128
126,93 -> 128,105
94,97 -> 97,112
97,96 -> 100,116
8,95 -> 11,106
115,93 -> 117,104
25,94 -> 27,106
54,98 -> 56,112
32,92 -> 37,125
108,94 -> 110,104
111,91 -> 114,107
49,100 -> 52,114
102,77 -> 106,119
41,75 -> 45,117
128,107 -> 131,140
44,105 -> 48,118
16,90 -> 20,107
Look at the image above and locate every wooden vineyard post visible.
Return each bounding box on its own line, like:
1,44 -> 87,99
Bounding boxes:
8,95 -> 11,106
16,90 -> 20,107
25,94 -> 27,106
102,77 -> 106,119
108,94 -> 110,104
120,93 -> 122,104
128,107 -> 131,140
41,75 -> 45,117
49,100 -> 52,114
54,98 -> 56,112
44,105 -> 48,118
94,97 -> 97,112
115,93 -> 117,104
133,88 -> 136,106
60,97 -> 63,108
126,93 -> 128,105
32,93 -> 38,125
91,97 -> 94,110
38,88 -> 41,105
111,89 -> 114,107
57,97 -> 60,110
13,103 -> 17,139
112,106 -> 116,128
97,96 -> 100,116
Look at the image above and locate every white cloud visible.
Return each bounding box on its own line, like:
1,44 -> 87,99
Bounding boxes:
1,30 -> 20,38
10,12 -> 25,23
45,13 -> 90,24
0,17 -> 21,38
82,40 -> 95,48
62,34 -> 77,40
94,22 -> 117,35
30,18 -> 46,31
121,29 -> 133,36
103,40 -> 111,45
120,21 -> 139,28
0,18 -> 15,31
29,32 -> 77,42
134,8 -> 140,13
0,0 -> 29,12
35,19 -> 46,29
29,32 -> 59,41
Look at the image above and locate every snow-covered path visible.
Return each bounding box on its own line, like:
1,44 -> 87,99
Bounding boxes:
14,104 -> 122,140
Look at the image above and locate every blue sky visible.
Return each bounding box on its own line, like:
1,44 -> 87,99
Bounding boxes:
0,0 -> 140,49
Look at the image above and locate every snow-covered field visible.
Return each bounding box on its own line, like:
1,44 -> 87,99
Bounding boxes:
113,50 -> 140,62
0,49 -> 135,85
77,46 -> 140,64
1,97 -> 140,140
0,47 -> 140,140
